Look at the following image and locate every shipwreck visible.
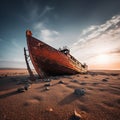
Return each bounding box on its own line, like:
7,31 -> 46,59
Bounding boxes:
25,30 -> 88,78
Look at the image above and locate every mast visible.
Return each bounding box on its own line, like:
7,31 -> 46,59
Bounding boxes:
24,47 -> 35,81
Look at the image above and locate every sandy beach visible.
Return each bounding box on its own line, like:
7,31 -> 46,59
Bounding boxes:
0,69 -> 120,120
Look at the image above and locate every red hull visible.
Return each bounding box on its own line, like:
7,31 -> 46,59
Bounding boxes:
26,30 -> 87,78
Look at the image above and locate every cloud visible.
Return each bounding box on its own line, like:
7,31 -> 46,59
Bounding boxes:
33,22 -> 45,30
26,2 -> 59,42
74,15 -> 120,46
107,49 -> 120,54
33,22 -> 60,42
71,15 -> 120,64
82,25 -> 98,35
40,29 -> 59,41
40,6 -> 54,18
23,2 -> 54,23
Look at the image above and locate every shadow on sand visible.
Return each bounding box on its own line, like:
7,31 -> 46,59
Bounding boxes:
59,93 -> 82,105
0,91 -> 22,99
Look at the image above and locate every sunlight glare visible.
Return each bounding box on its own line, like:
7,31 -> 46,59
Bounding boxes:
95,54 -> 110,64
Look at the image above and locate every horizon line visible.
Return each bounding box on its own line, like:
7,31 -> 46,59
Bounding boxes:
0,67 -> 120,71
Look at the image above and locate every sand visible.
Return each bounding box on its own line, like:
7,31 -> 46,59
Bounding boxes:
0,69 -> 120,120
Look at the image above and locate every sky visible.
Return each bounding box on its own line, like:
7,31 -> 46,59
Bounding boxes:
0,0 -> 120,70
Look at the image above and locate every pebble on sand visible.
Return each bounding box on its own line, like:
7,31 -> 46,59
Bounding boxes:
74,88 -> 85,96
24,84 -> 31,90
71,80 -> 78,83
45,107 -> 53,112
45,87 -> 50,90
58,80 -> 64,84
44,78 -> 51,82
44,83 -> 51,87
17,87 -> 25,93
102,79 -> 108,82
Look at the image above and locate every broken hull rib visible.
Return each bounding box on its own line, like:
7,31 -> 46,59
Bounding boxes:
26,31 -> 87,78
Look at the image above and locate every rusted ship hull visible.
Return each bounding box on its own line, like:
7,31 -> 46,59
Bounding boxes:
26,30 -> 87,78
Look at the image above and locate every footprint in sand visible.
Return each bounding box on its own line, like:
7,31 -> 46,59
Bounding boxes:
24,96 -> 43,106
33,96 -> 43,101
24,99 -> 39,106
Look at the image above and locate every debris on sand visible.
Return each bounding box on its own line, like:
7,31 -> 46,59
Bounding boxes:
49,108 -> 53,112
102,79 -> 108,82
71,79 -> 78,83
17,82 -> 32,92
69,110 -> 82,120
45,107 -> 53,112
74,110 -> 82,119
16,79 -> 32,85
58,80 -> 64,84
74,88 -> 85,96
17,87 -> 25,93
44,78 -> 51,82
24,83 -> 31,90
27,80 -> 33,84
45,87 -> 50,91
44,83 -> 51,87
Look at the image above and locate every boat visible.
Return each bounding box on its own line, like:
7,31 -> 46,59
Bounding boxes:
26,30 -> 88,78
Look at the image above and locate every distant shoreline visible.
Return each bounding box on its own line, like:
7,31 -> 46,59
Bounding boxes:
0,68 -> 28,70
0,68 -> 119,71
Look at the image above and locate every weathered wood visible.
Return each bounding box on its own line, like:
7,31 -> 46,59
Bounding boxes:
24,47 -> 35,81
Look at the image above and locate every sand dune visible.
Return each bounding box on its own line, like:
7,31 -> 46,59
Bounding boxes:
0,69 -> 120,120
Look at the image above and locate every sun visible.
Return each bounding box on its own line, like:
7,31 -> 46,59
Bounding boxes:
95,54 -> 110,64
